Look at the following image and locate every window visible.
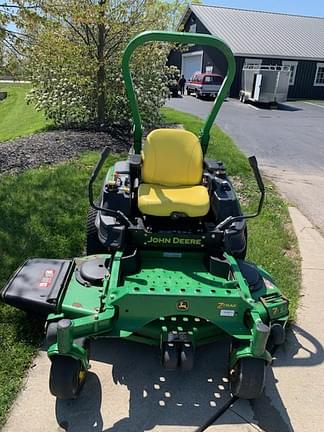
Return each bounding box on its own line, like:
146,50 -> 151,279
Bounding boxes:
203,75 -> 223,85
204,76 -> 213,83
189,23 -> 197,33
314,63 -> 324,86
244,58 -> 262,67
282,61 -> 298,85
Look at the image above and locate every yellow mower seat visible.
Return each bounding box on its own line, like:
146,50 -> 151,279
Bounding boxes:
138,128 -> 210,217
138,183 -> 210,217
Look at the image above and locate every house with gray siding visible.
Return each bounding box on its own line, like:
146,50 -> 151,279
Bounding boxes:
169,4 -> 324,99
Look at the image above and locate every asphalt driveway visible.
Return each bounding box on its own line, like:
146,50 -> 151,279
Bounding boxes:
167,96 -> 324,232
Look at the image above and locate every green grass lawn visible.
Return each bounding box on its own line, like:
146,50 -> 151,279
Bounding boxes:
0,83 -> 51,142
298,99 -> 324,105
0,109 -> 300,426
0,152 -> 121,425
308,100 -> 324,105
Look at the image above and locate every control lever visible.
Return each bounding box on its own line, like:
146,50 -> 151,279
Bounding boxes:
216,156 -> 265,231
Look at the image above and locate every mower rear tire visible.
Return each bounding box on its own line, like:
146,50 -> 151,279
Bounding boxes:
230,357 -> 266,399
233,227 -> 248,260
86,206 -> 106,255
49,355 -> 87,400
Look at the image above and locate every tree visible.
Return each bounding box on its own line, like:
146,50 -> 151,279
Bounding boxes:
8,0 -> 186,129
0,30 -> 4,73
0,2 -> 33,77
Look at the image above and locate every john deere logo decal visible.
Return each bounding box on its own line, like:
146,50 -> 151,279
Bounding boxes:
177,300 -> 189,311
147,236 -> 201,245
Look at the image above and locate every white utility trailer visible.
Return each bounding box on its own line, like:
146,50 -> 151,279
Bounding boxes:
239,64 -> 291,105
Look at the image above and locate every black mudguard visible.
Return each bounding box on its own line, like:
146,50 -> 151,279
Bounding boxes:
1,258 -> 72,315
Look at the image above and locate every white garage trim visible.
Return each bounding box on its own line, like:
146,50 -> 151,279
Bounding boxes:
181,50 -> 203,80
182,50 -> 204,58
282,60 -> 298,86
314,63 -> 324,87
244,58 -> 262,66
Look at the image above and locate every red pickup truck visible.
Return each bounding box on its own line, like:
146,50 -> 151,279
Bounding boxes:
186,73 -> 224,99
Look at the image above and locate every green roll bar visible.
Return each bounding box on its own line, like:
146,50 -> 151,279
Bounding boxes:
122,31 -> 236,155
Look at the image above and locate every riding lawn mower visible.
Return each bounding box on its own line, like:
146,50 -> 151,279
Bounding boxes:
1,31 -> 288,401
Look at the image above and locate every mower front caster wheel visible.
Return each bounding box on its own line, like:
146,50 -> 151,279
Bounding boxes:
162,343 -> 178,370
49,355 -> 87,400
230,357 -> 266,399
267,323 -> 286,354
180,343 -> 194,371
162,342 -> 194,371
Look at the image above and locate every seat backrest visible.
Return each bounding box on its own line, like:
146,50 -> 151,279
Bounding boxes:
141,129 -> 203,186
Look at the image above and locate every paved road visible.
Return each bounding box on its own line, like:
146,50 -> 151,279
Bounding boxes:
167,96 -> 324,232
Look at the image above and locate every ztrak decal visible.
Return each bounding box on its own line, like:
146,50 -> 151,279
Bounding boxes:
217,302 -> 237,309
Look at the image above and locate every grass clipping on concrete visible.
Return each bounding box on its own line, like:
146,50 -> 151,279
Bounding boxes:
0,109 -> 300,426
0,83 -> 51,142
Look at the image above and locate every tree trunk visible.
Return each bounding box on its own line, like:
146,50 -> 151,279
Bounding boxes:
96,1 -> 106,128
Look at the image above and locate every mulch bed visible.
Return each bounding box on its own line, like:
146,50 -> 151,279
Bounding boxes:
0,130 -> 131,175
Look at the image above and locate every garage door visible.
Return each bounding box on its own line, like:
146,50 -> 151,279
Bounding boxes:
182,51 -> 203,80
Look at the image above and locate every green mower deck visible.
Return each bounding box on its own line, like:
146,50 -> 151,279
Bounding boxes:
45,251 -> 288,371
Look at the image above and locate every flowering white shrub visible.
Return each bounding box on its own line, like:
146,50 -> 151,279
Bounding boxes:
25,33 -> 97,127
167,65 -> 181,89
27,43 -> 173,129
24,1 -> 180,130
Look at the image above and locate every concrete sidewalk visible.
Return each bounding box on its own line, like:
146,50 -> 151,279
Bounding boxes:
2,208 -> 324,432
2,341 -> 261,432
244,208 -> 324,432
0,80 -> 31,84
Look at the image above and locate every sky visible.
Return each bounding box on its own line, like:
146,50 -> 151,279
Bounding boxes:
202,0 -> 324,18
